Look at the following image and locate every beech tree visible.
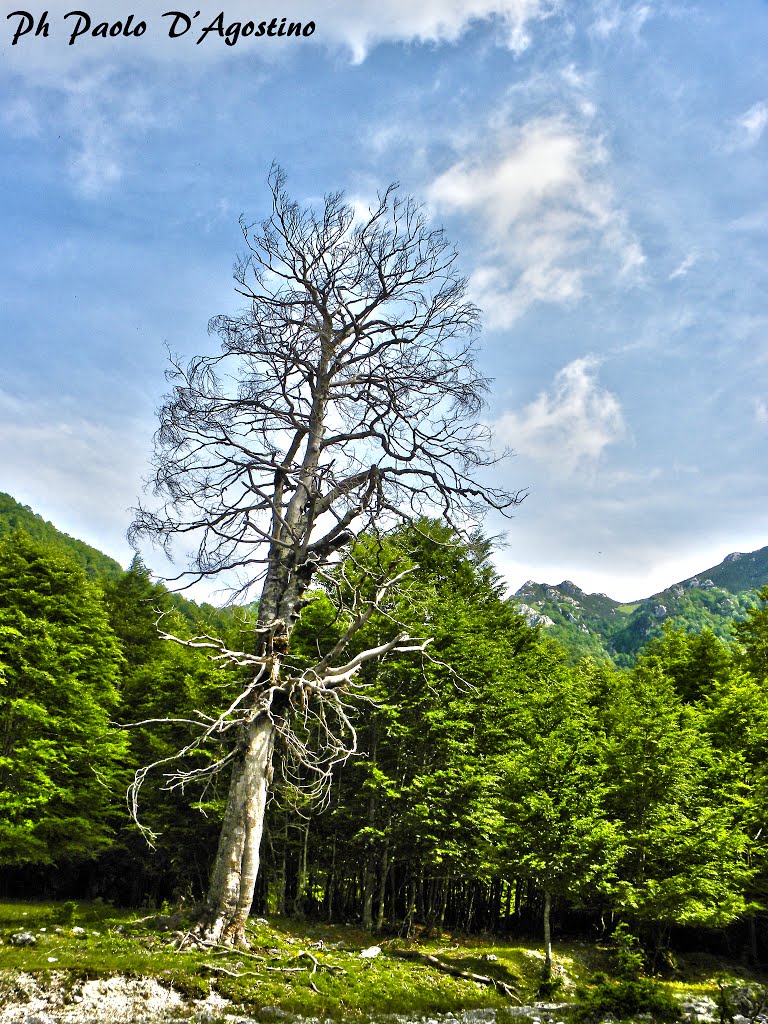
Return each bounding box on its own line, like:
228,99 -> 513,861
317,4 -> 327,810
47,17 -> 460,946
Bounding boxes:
130,167 -> 519,946
0,532 -> 126,866
499,666 -> 621,969
601,665 -> 751,938
734,585 -> 768,681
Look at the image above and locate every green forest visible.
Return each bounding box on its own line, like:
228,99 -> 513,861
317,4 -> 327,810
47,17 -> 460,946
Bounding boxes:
2,491 -> 768,976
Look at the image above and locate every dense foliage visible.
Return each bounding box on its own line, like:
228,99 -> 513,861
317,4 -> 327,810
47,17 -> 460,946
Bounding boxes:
0,507 -> 767,965
0,532 -> 126,864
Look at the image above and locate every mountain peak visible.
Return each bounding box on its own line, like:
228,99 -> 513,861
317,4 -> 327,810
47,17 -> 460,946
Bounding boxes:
511,542 -> 768,665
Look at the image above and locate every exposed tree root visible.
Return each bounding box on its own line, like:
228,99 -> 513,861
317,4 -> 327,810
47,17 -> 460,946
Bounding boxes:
171,931 -> 266,961
189,936 -> 347,984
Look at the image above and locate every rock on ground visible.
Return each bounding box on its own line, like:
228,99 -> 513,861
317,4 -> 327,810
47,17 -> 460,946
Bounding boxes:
0,972 -> 255,1024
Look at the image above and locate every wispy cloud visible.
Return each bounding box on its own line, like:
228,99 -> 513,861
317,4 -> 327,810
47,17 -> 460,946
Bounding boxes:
1,95 -> 40,138
8,68 -> 160,197
427,117 -> 643,327
756,398 -> 768,426
323,0 -> 555,61
0,389 -> 144,562
493,356 -> 625,475
2,1 -> 553,196
62,70 -> 158,196
669,250 -> 699,280
591,1 -> 653,40
737,101 -> 768,148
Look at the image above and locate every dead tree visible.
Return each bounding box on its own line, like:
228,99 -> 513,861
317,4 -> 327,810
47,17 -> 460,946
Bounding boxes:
129,166 -> 522,946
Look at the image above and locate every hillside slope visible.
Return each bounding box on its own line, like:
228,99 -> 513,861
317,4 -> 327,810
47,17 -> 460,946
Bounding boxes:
3,490 -> 764,665
514,545 -> 768,665
0,492 -> 123,579
0,492 -> 235,631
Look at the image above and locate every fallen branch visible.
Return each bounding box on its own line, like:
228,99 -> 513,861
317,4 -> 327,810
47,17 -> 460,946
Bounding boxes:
204,963 -> 262,979
393,950 -> 521,1003
299,949 -> 321,973
297,950 -> 347,975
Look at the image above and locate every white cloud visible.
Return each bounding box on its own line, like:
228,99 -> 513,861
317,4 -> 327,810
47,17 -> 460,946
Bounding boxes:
321,0 -> 555,61
69,132 -> 123,196
66,70 -> 159,196
756,398 -> 768,426
494,356 -> 625,475
427,117 -> 643,327
737,101 -> 768,148
1,1 -> 554,195
13,67 -> 160,196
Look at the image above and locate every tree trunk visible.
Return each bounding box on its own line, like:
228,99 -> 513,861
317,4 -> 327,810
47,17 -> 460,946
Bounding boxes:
437,874 -> 449,932
543,889 -> 552,971
362,854 -> 376,930
503,879 -> 513,932
277,817 -> 288,916
362,720 -> 379,931
403,875 -> 416,937
464,881 -> 475,933
194,714 -> 275,946
325,835 -> 336,922
375,837 -> 389,933
292,818 -> 310,916
490,877 -> 502,932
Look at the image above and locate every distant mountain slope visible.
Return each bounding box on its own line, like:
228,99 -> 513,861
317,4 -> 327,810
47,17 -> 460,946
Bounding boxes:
514,545 -> 768,665
3,489 -> 765,664
0,491 -> 240,632
0,492 -> 124,579
684,547 -> 768,593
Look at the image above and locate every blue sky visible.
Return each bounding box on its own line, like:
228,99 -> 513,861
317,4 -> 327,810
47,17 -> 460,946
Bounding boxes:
1,1 -> 767,602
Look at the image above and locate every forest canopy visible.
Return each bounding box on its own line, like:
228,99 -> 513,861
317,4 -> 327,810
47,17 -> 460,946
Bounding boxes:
1,510 -> 767,961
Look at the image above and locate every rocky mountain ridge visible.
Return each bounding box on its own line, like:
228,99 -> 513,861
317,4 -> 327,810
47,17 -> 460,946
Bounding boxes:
514,545 -> 768,665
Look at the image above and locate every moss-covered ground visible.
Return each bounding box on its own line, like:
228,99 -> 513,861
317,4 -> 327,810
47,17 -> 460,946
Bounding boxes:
0,901 -> 765,1022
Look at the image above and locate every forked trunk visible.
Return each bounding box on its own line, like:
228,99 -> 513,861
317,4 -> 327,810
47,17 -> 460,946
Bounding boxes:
195,714 -> 275,946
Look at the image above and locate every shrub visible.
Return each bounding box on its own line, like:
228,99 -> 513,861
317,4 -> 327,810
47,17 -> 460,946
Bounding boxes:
608,924 -> 646,979
52,902 -> 78,926
576,974 -> 680,1023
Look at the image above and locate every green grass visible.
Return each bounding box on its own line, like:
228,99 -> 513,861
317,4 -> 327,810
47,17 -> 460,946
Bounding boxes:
0,901 -> 547,1019
1,902 -> 766,1022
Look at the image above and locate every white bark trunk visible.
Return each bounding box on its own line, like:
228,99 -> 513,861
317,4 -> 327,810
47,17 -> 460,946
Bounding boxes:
195,714 -> 275,946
